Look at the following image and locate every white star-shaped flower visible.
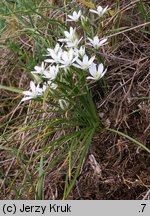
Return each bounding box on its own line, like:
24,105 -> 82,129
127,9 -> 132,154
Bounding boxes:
67,10 -> 81,22
31,62 -> 46,75
59,27 -> 77,43
74,46 -> 86,57
45,43 -> 62,64
73,55 -> 95,70
59,27 -> 82,48
60,49 -> 77,69
88,36 -> 107,49
47,43 -> 62,56
87,63 -> 107,80
90,5 -> 110,16
43,65 -> 59,80
66,37 -> 83,48
21,81 -> 44,102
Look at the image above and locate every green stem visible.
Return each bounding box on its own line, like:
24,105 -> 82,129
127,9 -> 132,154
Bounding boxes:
97,17 -> 103,34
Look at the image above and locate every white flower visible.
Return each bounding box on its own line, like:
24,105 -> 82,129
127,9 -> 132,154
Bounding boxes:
59,99 -> 69,110
60,49 -> 77,69
66,37 -> 82,48
87,63 -> 107,80
47,43 -> 62,56
67,10 -> 81,22
74,46 -> 86,57
59,27 -> 77,43
45,44 -> 62,64
43,65 -> 59,80
59,27 -> 82,48
21,81 -> 44,102
45,51 -> 62,64
73,55 -> 95,70
90,5 -> 110,16
88,36 -> 107,49
31,62 -> 46,75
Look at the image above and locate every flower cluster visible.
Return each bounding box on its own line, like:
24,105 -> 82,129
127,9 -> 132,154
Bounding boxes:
22,5 -> 110,104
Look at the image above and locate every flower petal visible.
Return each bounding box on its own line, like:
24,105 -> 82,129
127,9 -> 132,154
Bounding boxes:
21,96 -> 33,102
44,59 -> 55,63
22,91 -> 32,96
89,9 -> 98,14
89,63 -> 97,77
89,56 -> 95,64
99,38 -> 108,46
98,63 -> 104,73
86,76 -> 96,80
30,81 -> 36,92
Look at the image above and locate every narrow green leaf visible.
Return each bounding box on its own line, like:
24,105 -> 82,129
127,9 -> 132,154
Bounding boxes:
0,84 -> 23,93
36,156 -> 44,200
106,128 -> 150,153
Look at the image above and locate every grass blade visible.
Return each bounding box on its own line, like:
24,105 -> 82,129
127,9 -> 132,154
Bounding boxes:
36,156 -> 44,200
106,128 -> 150,153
